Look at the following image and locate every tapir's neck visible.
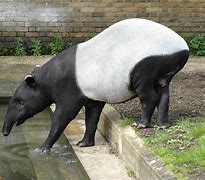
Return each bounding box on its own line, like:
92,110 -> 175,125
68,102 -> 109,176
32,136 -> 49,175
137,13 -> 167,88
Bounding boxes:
36,46 -> 80,103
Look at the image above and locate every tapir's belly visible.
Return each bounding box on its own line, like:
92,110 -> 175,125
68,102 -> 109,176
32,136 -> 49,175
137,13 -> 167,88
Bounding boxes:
75,55 -> 137,103
75,19 -> 188,103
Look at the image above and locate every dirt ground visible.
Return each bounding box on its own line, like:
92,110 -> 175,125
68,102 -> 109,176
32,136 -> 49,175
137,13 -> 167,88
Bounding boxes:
112,57 -> 205,131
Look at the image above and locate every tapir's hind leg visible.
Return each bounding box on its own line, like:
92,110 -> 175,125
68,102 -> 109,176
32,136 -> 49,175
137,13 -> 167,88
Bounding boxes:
135,82 -> 171,128
130,58 -> 162,128
133,83 -> 170,128
77,101 -> 105,147
135,83 -> 160,128
156,82 -> 170,126
130,50 -> 189,128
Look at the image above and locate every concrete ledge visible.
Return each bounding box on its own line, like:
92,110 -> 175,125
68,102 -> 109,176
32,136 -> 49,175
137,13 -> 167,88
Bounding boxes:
98,104 -> 176,180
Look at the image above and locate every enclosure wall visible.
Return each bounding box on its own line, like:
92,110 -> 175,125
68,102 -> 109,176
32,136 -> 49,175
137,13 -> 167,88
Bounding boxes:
0,0 -> 204,46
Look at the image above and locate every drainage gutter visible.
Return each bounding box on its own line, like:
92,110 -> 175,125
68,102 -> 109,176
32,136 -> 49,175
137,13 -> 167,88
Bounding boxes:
98,104 -> 176,180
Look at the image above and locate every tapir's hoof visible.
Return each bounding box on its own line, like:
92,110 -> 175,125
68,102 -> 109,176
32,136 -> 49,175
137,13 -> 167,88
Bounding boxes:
154,123 -> 171,129
132,122 -> 146,129
76,140 -> 95,147
41,149 -> 50,153
132,122 -> 151,129
39,145 -> 51,153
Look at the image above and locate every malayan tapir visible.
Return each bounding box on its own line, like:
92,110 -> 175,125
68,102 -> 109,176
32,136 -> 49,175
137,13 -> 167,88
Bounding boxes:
2,19 -> 189,151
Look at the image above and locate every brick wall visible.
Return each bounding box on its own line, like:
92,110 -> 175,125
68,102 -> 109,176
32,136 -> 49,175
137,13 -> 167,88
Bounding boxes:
0,0 -> 204,46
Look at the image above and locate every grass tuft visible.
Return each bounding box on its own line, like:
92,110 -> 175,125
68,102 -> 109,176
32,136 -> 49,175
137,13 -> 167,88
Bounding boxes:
141,116 -> 205,179
119,118 -> 134,127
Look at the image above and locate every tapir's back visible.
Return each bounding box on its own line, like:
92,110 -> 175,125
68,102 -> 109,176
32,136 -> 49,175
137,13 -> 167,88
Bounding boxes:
75,19 -> 189,103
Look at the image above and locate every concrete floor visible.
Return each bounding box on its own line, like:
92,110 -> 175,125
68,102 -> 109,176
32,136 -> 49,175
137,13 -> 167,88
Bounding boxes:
64,111 -> 135,180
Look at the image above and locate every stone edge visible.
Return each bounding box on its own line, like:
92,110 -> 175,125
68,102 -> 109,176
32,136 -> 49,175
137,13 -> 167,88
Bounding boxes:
98,104 -> 176,180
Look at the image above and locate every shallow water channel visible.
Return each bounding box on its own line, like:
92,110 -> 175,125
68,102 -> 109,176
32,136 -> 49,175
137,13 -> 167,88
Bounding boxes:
0,103 -> 89,180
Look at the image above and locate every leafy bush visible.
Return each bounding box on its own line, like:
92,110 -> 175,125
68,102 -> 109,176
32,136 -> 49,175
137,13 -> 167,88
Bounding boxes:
48,36 -> 64,55
189,35 -> 205,56
0,46 -> 14,56
65,42 -> 74,49
0,34 -> 204,56
85,32 -> 97,41
31,39 -> 42,56
0,44 -> 9,56
14,37 -> 27,56
182,36 -> 192,49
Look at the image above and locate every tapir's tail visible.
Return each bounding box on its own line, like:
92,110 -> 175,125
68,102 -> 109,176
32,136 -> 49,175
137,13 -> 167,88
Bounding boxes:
158,50 -> 189,87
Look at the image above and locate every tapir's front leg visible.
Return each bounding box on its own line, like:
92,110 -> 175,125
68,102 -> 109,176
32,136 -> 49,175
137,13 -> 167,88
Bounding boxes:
77,101 -> 105,147
40,104 -> 81,152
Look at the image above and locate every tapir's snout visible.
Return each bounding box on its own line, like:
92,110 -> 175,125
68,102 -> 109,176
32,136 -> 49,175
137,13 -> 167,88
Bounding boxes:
2,120 -> 14,136
3,130 -> 10,136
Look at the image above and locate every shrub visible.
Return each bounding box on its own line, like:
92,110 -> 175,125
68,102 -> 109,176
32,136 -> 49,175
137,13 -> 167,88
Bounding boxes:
65,42 -> 74,49
0,44 -> 9,56
189,35 -> 205,56
48,36 -> 64,55
182,36 -> 192,49
14,37 -> 27,56
85,32 -> 97,41
31,39 -> 42,56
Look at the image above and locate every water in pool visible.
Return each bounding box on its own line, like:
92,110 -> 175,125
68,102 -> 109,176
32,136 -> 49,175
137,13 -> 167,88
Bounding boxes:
0,104 -> 89,180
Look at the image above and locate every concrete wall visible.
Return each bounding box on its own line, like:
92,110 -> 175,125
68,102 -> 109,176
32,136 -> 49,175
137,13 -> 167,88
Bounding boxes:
0,0 -> 204,46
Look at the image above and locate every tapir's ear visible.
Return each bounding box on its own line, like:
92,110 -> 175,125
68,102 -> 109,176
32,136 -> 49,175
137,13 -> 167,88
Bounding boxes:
25,75 -> 36,87
31,65 -> 40,73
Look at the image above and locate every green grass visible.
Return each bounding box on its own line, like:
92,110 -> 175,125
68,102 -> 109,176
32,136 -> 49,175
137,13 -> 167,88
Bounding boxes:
141,117 -> 205,179
125,166 -> 136,178
119,118 -> 134,127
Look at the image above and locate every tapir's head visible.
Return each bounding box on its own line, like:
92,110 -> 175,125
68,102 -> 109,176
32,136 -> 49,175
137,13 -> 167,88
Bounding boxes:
3,73 -> 50,136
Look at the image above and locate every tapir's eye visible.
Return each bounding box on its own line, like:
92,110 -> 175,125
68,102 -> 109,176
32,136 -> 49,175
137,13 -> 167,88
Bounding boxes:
20,100 -> 24,108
